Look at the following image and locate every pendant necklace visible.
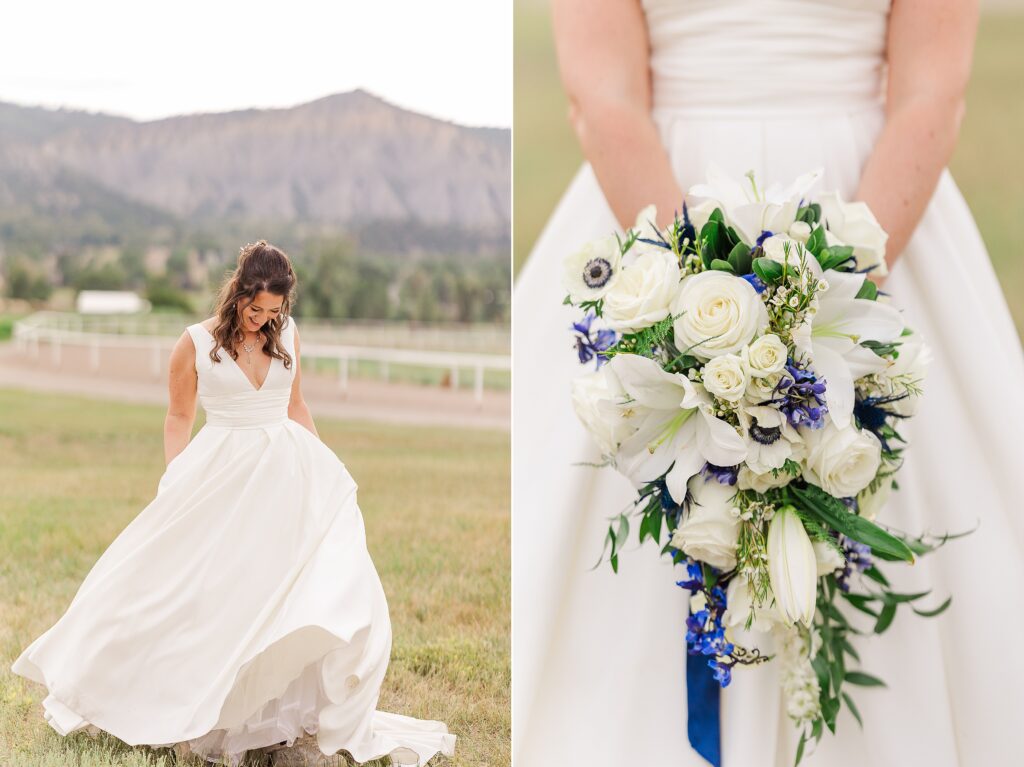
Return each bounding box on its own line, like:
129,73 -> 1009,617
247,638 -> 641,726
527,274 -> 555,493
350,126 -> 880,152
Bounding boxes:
241,332 -> 263,380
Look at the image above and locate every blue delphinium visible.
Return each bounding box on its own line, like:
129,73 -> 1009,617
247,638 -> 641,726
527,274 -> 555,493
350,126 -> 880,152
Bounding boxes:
676,560 -> 736,687
571,312 -> 617,368
771,359 -> 828,429
836,534 -> 873,592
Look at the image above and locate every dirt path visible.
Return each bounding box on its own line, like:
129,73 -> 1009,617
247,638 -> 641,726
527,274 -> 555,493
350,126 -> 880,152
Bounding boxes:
0,342 -> 509,431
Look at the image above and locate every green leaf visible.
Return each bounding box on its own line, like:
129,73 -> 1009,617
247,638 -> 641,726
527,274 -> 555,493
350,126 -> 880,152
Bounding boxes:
752,257 -> 784,284
710,258 -> 736,273
912,595 -> 953,618
610,553 -> 618,573
727,241 -> 753,274
874,602 -> 897,633
885,589 -> 931,604
791,485 -> 915,563
817,245 -> 855,271
822,696 -> 840,733
845,671 -> 887,688
794,731 -> 807,766
805,225 -> 827,256
855,279 -> 878,301
842,692 -> 863,728
839,637 -> 861,662
862,566 -> 890,587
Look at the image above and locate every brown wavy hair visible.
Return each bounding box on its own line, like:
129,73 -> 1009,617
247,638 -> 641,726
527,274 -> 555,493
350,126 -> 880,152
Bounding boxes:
209,240 -> 296,369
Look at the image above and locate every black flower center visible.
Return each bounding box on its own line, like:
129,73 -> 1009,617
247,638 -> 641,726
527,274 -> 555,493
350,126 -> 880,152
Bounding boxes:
749,418 -> 782,445
583,257 -> 613,289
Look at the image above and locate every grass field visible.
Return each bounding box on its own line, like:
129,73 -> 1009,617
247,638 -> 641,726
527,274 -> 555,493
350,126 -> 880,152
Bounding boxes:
513,6 -> 1024,338
0,389 -> 509,767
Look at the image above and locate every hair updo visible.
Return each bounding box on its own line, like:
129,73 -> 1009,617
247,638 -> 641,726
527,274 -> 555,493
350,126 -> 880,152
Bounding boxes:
209,240 -> 297,368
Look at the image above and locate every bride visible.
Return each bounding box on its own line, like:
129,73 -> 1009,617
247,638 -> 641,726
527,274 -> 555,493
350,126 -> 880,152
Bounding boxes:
513,1 -> 1024,765
12,241 -> 456,766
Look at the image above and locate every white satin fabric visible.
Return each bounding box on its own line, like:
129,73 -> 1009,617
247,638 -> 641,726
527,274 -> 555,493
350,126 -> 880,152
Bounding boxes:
513,1 -> 1024,765
12,317 -> 456,766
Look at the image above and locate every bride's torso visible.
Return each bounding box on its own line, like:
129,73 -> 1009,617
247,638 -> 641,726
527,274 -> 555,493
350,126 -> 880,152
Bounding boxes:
638,0 -> 894,199
642,0 -> 892,117
186,319 -> 296,430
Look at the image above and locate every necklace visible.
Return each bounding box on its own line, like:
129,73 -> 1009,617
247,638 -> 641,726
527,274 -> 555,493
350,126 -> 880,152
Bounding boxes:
240,332 -> 263,374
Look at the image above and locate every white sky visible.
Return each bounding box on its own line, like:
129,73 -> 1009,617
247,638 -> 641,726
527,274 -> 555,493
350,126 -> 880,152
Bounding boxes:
0,0 -> 511,127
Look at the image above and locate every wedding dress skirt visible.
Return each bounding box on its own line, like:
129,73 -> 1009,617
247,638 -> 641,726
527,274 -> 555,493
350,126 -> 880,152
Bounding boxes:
512,1 -> 1024,765
11,318 -> 455,766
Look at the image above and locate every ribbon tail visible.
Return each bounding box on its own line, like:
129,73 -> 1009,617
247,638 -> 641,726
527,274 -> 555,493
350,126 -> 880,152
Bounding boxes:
686,650 -> 722,767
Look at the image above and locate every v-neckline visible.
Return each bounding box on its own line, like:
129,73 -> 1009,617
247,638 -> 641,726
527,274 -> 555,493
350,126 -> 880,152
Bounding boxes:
199,324 -> 274,392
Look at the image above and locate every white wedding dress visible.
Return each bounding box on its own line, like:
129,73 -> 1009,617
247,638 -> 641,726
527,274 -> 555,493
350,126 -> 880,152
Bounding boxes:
513,1 -> 1024,765
12,317 -> 456,766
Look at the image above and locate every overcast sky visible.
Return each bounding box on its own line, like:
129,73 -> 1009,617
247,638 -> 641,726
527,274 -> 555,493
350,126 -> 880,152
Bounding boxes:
0,0 -> 511,127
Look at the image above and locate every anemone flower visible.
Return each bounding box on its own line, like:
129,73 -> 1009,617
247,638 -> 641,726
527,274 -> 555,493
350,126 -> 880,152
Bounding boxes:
608,354 -> 747,503
792,269 -> 905,429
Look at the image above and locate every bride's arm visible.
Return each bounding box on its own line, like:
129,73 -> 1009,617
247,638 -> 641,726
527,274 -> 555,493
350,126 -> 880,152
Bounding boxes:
287,326 -> 320,438
855,0 -> 979,273
552,0 -> 683,229
165,332 -> 198,465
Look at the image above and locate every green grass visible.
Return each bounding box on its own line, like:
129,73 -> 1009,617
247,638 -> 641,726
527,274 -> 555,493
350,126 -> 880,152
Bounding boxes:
513,6 -> 1024,338
0,389 -> 509,767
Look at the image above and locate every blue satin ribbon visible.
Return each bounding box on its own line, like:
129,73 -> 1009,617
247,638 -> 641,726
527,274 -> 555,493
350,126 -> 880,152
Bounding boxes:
686,650 -> 722,767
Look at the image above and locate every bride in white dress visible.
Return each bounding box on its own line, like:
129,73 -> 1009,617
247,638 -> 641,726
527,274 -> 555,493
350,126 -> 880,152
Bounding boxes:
513,1 -> 1024,765
11,241 -> 456,766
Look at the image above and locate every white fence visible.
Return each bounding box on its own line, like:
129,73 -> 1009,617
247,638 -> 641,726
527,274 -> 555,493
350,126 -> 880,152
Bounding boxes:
12,313 -> 510,405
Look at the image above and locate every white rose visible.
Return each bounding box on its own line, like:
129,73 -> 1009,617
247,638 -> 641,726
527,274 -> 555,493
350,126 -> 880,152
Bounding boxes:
737,464 -> 793,494
672,271 -> 768,360
603,249 -> 680,333
744,334 -> 788,377
702,354 -> 747,402
812,540 -> 846,576
570,366 -> 632,455
670,475 -> 741,570
856,477 -> 893,522
802,422 -> 882,498
819,191 -> 889,277
563,235 -> 622,303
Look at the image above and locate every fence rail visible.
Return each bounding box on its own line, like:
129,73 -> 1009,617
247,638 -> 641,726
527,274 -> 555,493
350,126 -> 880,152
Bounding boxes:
12,313 -> 510,405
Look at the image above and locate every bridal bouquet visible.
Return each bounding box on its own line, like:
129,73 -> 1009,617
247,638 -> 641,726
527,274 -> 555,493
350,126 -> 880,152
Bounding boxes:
564,169 -> 955,763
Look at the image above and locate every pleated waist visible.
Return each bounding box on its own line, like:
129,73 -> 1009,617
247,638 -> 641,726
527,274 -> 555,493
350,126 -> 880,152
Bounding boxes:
200,390 -> 291,430
644,0 -> 889,118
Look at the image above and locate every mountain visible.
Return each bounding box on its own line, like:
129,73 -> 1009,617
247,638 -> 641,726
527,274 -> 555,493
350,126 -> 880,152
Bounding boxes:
0,90 -> 510,257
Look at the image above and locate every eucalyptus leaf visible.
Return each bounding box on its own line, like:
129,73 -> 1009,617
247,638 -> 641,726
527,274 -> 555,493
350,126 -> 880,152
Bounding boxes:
710,258 -> 736,273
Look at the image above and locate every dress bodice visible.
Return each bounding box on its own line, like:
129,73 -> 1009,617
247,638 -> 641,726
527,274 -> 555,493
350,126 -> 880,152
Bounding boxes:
641,0 -> 892,115
186,317 -> 297,429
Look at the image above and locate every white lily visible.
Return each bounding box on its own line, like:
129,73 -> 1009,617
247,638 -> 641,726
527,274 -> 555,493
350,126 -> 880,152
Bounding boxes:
792,269 -> 904,428
767,505 -> 818,626
608,354 -> 747,503
687,164 -> 823,245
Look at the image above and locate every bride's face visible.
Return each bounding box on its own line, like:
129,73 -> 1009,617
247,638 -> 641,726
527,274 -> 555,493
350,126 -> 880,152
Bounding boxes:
237,291 -> 284,333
